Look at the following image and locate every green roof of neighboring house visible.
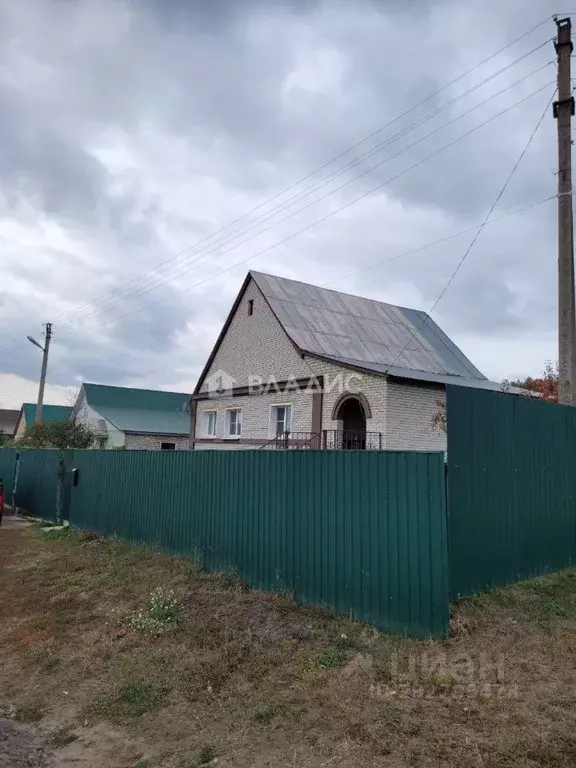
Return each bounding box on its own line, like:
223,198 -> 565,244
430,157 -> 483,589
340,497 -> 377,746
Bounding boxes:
82,383 -> 190,436
22,403 -> 71,425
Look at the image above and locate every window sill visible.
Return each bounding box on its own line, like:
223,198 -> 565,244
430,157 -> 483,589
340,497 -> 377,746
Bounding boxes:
223,435 -> 241,440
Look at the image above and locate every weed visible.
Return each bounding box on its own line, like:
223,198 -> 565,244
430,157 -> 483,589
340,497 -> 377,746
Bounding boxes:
538,599 -> 569,618
14,706 -> 43,723
120,682 -> 166,716
129,587 -> 182,635
136,762 -> 149,768
309,646 -> 345,669
197,744 -> 216,765
41,527 -> 71,541
254,703 -> 283,724
88,681 -> 167,722
50,727 -> 78,748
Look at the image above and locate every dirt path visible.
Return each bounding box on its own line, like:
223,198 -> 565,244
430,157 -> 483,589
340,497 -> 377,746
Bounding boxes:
0,717 -> 52,767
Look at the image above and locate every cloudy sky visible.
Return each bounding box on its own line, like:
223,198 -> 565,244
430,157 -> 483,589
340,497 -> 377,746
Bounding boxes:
0,0 -> 563,408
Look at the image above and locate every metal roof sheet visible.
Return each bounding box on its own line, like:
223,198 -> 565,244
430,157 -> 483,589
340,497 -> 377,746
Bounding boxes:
251,271 -> 487,381
22,403 -> 71,425
82,384 -> 190,435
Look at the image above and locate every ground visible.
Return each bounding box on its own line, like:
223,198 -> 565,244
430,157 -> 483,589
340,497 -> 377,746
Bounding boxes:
1,518 -> 576,767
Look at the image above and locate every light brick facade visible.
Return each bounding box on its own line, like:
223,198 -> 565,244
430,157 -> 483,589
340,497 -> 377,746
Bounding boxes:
201,280 -> 311,391
124,434 -> 189,450
386,380 -> 446,452
193,276 -> 448,452
196,390 -> 314,444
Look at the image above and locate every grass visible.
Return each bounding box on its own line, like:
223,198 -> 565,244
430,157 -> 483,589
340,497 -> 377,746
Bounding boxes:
1,525 -> 576,766
14,706 -> 43,723
50,727 -> 78,748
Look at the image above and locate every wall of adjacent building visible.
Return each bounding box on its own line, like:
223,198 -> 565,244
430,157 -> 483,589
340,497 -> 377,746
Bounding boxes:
124,433 -> 189,450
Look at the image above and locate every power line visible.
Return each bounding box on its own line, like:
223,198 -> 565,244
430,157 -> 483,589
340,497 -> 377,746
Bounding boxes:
0,18 -> 553,357
45,81 -> 553,350
383,90 -> 555,374
320,194 -> 557,289
47,40 -> 552,327
48,69 -> 554,337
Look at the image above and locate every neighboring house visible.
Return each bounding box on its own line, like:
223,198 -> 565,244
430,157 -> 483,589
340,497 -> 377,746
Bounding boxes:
13,403 -> 71,441
0,409 -> 19,439
190,271 -> 509,452
73,383 -> 190,450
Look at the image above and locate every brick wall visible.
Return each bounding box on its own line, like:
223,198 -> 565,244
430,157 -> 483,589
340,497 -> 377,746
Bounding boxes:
385,380 -> 446,451
201,279 -> 312,390
124,434 -> 189,450
195,389 -> 314,445
305,358 -> 388,437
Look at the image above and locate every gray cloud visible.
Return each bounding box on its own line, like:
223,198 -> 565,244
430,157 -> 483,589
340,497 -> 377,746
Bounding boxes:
0,0 -> 561,399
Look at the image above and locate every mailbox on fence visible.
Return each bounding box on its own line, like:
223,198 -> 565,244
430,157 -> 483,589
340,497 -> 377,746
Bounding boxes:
71,468 -> 79,487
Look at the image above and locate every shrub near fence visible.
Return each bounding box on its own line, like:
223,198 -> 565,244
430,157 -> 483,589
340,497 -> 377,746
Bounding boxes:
67,449 -> 450,637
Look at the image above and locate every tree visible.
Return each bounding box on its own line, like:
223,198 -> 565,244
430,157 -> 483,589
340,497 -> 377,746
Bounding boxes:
510,361 -> 559,403
19,420 -> 94,450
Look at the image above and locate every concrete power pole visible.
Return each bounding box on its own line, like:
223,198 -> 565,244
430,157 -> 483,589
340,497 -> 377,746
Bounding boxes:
35,323 -> 52,424
554,17 -> 576,404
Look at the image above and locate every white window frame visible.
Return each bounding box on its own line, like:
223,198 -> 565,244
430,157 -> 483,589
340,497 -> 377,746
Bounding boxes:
201,410 -> 218,438
269,403 -> 293,438
225,407 -> 243,438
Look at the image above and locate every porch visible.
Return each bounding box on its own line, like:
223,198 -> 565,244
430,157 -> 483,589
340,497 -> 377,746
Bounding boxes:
261,429 -> 383,450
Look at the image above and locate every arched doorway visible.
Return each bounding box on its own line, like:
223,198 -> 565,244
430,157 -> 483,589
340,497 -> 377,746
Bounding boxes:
334,395 -> 368,449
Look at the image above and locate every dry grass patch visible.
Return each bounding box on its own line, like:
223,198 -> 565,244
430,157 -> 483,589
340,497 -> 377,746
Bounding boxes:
1,523 -> 576,766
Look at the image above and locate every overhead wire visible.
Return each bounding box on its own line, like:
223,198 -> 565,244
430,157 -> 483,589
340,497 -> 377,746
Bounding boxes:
382,89 -> 556,375
0,18 -> 554,357
45,80 -> 554,350
46,67 -> 554,339
43,41 -> 553,327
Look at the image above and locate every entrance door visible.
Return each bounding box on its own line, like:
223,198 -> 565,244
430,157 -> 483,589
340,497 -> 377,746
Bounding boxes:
336,397 -> 367,449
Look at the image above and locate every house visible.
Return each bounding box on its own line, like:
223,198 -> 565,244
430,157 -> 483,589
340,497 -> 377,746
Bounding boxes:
13,403 -> 71,441
73,383 -> 190,450
0,409 -> 19,438
190,271 -> 508,451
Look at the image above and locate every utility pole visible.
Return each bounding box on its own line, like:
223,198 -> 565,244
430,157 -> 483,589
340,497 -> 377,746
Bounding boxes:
35,323 -> 52,423
554,16 -> 576,404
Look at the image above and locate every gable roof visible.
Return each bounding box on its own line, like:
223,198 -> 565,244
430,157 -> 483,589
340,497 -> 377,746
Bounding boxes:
250,271 -> 488,383
196,270 -> 497,393
81,383 -> 190,435
22,403 -> 71,425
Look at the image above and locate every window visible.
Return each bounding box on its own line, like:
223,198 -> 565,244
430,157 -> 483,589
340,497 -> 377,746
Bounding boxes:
248,299 -> 254,316
271,405 -> 292,437
161,442 -> 176,450
202,410 -> 217,437
226,409 -> 242,437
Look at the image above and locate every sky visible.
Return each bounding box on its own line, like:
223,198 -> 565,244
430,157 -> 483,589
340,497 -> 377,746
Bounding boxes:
0,0 -> 565,408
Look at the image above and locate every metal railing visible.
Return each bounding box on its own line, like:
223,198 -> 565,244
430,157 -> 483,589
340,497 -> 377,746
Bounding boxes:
261,430 -> 383,450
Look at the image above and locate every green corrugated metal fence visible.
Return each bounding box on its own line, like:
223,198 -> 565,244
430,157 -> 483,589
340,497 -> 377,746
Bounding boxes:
0,448 -> 17,507
68,449 -> 449,637
447,386 -> 576,598
15,449 -> 61,522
